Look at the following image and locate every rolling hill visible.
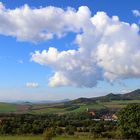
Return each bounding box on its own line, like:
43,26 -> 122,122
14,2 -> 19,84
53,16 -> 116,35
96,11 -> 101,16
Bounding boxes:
0,89 -> 139,114
97,89 -> 140,101
72,89 -> 140,103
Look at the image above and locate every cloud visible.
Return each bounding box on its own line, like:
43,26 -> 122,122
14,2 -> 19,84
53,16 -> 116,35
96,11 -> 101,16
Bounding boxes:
132,10 -> 140,17
31,10 -> 140,87
31,47 -> 102,87
0,2 -> 91,42
26,82 -> 39,88
121,89 -> 133,94
93,12 -> 140,81
0,2 -> 140,88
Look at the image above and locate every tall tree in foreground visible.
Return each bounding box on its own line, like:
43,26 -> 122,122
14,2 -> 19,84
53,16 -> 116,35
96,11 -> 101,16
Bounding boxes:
118,103 -> 140,139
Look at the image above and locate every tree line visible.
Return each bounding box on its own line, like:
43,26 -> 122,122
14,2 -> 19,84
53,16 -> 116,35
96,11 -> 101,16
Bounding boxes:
0,104 -> 139,139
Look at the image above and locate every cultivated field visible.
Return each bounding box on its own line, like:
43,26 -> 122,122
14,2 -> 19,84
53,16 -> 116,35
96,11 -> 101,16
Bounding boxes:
24,100 -> 140,114
0,100 -> 140,114
0,103 -> 17,113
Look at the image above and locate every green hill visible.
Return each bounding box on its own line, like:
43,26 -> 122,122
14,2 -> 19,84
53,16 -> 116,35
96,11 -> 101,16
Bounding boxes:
0,89 -> 140,114
91,89 -> 140,101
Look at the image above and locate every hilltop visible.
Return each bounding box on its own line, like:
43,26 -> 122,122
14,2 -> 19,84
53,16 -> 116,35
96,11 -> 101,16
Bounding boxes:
70,89 -> 140,104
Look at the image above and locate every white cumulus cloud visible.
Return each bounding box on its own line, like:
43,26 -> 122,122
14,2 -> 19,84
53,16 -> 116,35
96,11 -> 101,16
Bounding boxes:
132,10 -> 140,17
0,2 -> 90,42
26,82 -> 39,88
31,9 -> 140,87
0,2 -> 140,88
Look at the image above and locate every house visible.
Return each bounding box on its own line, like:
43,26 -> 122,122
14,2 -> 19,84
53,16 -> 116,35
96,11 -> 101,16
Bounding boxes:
87,108 -> 96,116
102,114 -> 118,121
112,114 -> 118,120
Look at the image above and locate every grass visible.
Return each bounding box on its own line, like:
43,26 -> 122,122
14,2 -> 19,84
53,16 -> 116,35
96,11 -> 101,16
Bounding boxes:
69,103 -> 105,113
0,100 -> 140,114
0,103 -> 17,113
111,100 -> 140,104
0,135 -> 42,140
31,103 -> 105,114
54,136 -> 96,140
101,100 -> 140,109
31,107 -> 66,114
0,135 -> 107,140
30,100 -> 140,114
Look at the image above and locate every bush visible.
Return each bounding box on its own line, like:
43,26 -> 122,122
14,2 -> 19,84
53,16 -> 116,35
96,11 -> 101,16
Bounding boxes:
65,125 -> 76,135
43,128 -> 54,140
118,103 -> 140,139
55,127 -> 63,135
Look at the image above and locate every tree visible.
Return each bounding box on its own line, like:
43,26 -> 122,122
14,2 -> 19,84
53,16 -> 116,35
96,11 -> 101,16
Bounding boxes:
55,127 -> 63,135
65,125 -> 76,135
43,128 -> 54,140
118,103 -> 140,139
94,121 -> 105,134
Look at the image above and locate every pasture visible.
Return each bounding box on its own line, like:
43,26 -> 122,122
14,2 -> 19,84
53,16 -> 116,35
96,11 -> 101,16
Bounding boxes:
0,99 -> 140,114
0,135 -> 105,140
0,103 -> 17,113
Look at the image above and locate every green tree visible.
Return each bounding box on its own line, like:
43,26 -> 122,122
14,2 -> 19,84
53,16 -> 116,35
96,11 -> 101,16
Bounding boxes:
43,128 -> 54,140
118,103 -> 140,139
65,125 -> 76,135
55,127 -> 63,135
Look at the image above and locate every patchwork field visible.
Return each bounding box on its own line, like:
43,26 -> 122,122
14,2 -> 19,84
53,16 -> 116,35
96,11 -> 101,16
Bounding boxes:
0,99 -> 140,114
29,100 -> 140,114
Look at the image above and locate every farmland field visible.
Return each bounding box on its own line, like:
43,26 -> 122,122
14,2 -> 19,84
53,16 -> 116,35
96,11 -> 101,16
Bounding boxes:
0,135 -> 42,140
0,103 -> 17,113
0,135 -> 107,140
31,100 -> 140,114
0,100 -> 140,114
31,103 -> 105,114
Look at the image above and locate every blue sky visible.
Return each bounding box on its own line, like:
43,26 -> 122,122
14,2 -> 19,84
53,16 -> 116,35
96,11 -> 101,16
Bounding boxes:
0,0 -> 140,101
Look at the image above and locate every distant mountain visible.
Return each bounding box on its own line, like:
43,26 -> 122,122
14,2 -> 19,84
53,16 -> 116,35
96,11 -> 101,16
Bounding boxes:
70,89 -> 140,104
93,93 -> 122,102
70,97 -> 94,104
30,99 -> 70,104
1,89 -> 140,105
3,99 -> 70,105
121,89 -> 140,100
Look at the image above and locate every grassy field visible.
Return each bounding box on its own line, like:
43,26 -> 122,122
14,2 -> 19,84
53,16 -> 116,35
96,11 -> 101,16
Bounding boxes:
0,135 -> 42,140
100,100 -> 140,109
31,103 -> 105,114
0,103 -> 17,113
31,100 -> 140,114
0,100 -> 140,114
55,137 -> 88,140
0,135 -> 107,140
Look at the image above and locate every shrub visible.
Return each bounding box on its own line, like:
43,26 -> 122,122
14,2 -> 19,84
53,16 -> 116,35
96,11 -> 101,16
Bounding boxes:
43,128 -> 54,140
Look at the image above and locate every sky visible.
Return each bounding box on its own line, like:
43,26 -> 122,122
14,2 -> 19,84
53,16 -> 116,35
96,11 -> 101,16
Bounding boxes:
0,0 -> 140,102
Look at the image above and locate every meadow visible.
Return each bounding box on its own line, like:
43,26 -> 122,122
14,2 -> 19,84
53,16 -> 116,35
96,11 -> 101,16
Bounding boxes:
25,99 -> 140,114
0,135 -> 107,140
0,100 -> 140,114
0,103 -> 17,113
0,135 -> 42,140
